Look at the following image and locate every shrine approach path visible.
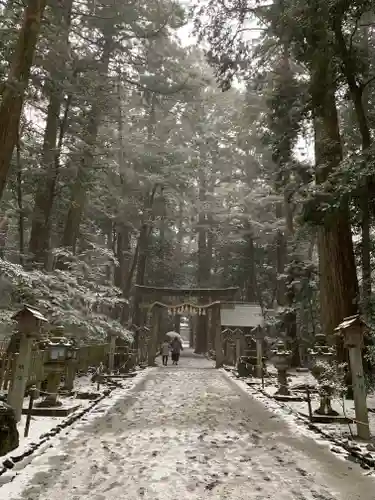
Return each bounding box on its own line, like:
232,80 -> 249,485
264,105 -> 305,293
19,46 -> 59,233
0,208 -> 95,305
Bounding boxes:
5,350 -> 375,500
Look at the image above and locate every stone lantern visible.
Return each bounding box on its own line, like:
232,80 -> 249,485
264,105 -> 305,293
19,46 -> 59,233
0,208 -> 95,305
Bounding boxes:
270,341 -> 292,396
307,333 -> 337,416
37,336 -> 73,407
7,305 -> 48,421
237,334 -> 257,377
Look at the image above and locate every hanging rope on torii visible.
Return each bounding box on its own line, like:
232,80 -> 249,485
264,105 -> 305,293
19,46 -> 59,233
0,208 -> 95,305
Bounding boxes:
149,300 -> 222,317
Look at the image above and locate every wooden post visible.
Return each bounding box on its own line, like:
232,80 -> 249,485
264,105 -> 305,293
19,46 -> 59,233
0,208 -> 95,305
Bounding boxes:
306,387 -> 313,421
24,386 -> 38,438
335,315 -> 370,440
235,335 -> 241,366
148,306 -> 159,366
214,305 -> 223,368
256,338 -> 263,379
108,333 -> 117,373
189,317 -> 194,348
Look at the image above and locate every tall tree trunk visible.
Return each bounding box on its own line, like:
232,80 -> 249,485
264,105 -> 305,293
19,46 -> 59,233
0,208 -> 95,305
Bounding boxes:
312,53 -> 359,361
28,0 -> 74,263
275,202 -> 287,307
114,225 -> 131,290
0,216 -> 9,259
332,13 -> 372,312
16,128 -> 24,263
244,228 -> 258,303
130,186 -> 158,332
284,192 -> 301,366
196,181 -> 210,354
0,0 -> 47,200
61,35 -> 112,253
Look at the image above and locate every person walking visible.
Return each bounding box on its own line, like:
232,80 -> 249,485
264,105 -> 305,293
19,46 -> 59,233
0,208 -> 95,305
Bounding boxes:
161,339 -> 171,366
171,336 -> 183,365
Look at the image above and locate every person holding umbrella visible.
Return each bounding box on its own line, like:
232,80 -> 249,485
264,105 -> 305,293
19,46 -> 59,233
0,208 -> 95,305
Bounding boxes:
170,335 -> 183,365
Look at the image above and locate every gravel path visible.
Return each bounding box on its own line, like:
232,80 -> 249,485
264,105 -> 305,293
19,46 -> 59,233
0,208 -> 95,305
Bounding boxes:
4,351 -> 375,500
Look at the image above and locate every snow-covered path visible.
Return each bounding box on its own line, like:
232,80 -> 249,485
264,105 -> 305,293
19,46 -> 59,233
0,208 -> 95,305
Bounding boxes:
3,351 -> 375,500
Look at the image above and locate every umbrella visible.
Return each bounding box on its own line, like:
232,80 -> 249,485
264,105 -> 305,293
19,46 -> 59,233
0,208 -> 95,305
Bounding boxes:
165,331 -> 182,341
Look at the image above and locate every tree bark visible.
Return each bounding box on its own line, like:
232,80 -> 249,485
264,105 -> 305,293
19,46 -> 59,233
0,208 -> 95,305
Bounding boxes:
114,225 -> 131,290
61,35 -> 112,253
275,202 -> 287,308
0,216 -> 9,259
16,128 -> 24,263
244,228 -> 258,303
0,0 -> 47,200
28,0 -> 74,263
130,186 -> 158,332
332,15 -> 372,310
312,53 -> 359,360
195,181 -> 210,354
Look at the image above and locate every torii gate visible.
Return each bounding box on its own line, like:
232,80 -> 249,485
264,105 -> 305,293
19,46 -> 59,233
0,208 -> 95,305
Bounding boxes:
135,285 -> 239,368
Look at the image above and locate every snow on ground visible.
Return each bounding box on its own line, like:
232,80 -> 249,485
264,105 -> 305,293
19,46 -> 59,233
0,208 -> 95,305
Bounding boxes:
2,351 -> 375,500
0,370 -> 149,490
248,367 -> 375,445
0,375 -> 100,463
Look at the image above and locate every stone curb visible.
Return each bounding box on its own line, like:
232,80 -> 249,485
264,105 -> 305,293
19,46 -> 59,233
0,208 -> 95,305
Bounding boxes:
0,372 -> 144,485
230,370 -> 375,471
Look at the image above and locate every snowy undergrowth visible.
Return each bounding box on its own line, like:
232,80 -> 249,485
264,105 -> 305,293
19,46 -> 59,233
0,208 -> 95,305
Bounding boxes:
0,368 -> 151,495
0,257 -> 132,341
223,370 -> 375,470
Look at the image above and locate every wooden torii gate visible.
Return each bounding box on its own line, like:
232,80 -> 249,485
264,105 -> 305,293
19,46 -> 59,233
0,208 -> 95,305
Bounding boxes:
135,285 -> 239,368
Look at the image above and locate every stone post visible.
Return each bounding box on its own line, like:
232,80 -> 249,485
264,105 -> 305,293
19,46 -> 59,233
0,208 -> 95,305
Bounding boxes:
7,306 -> 47,422
335,315 -> 370,440
7,334 -> 34,422
348,347 -> 369,439
108,333 -> 117,373
214,305 -> 223,368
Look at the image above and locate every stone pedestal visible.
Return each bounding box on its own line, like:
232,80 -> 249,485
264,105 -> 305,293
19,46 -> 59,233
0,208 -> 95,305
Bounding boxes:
315,395 -> 338,416
271,342 -> 291,397
63,361 -> 77,391
276,368 -> 290,396
37,369 -> 62,407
